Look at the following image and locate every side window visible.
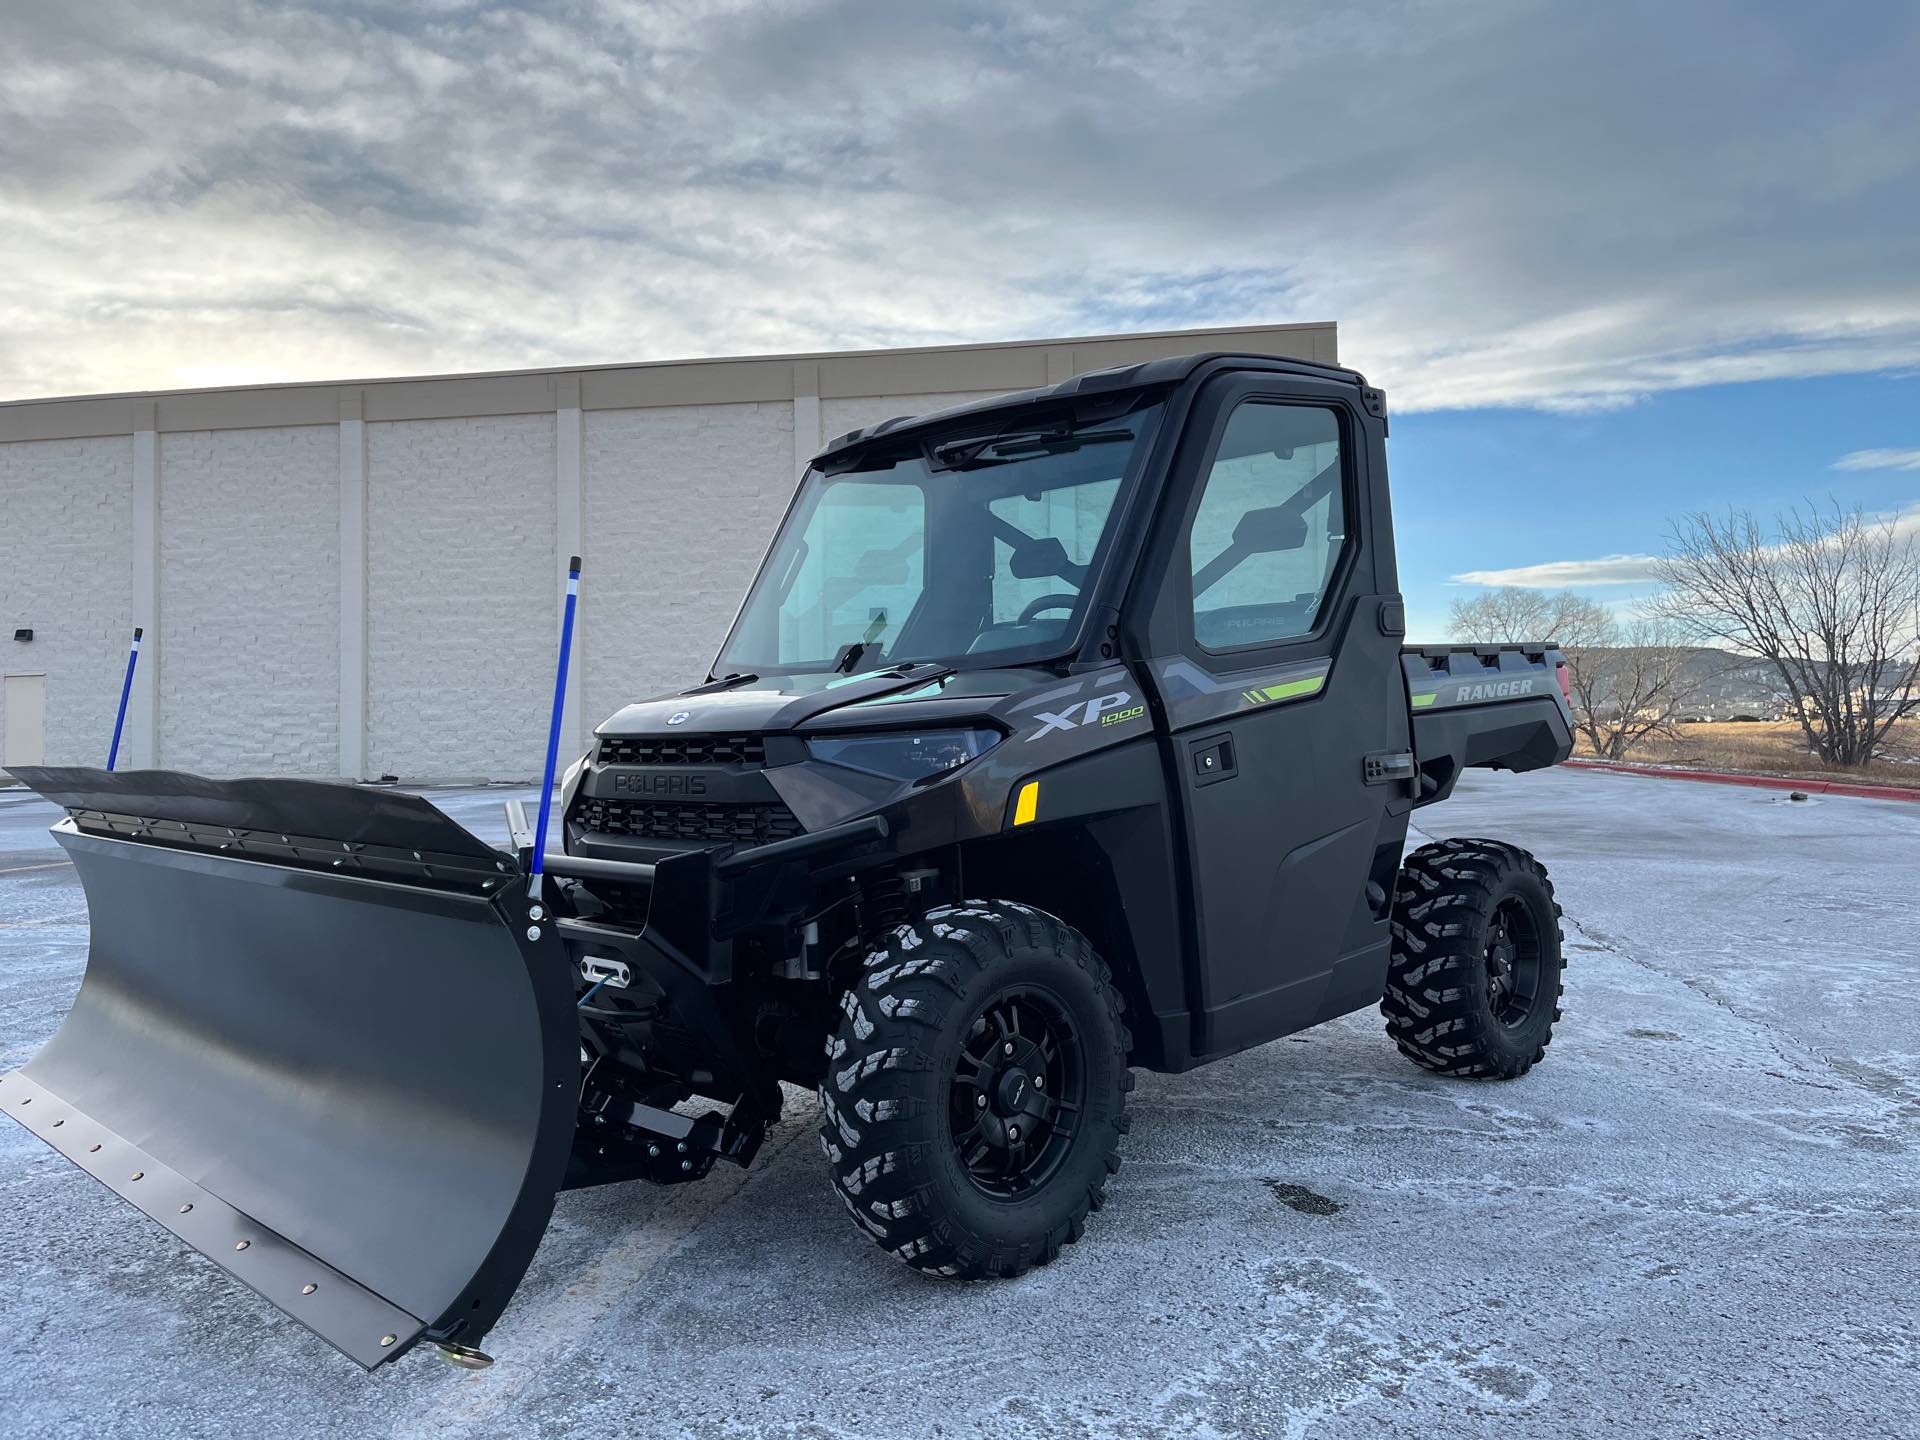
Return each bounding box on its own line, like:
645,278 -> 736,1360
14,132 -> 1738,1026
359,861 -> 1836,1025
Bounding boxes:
1186,402 -> 1345,651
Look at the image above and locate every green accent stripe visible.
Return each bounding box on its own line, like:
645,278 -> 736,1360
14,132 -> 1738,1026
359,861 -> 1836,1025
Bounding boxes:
1260,675 -> 1325,702
1410,691 -> 1438,708
1238,672 -> 1327,710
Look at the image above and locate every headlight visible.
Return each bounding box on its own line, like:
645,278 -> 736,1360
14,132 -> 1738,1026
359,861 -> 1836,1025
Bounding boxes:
805,727 -> 1001,782
560,751 -> 589,810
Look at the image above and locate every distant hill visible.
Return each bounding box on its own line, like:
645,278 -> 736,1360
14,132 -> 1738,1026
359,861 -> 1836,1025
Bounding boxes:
1570,645 -> 1785,720
1670,648 -> 1786,719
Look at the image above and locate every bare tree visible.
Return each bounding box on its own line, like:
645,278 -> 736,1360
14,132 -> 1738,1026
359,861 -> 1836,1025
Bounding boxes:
1448,588 -> 1610,646
1449,588 -> 1701,759
1562,618 -> 1700,759
1655,504 -> 1920,767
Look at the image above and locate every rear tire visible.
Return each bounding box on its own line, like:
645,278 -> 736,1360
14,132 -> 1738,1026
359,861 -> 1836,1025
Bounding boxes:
1382,839 -> 1565,1079
819,901 -> 1133,1278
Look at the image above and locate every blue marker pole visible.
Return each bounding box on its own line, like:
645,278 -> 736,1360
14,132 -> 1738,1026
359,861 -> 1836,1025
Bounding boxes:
106,627 -> 143,772
529,557 -> 581,905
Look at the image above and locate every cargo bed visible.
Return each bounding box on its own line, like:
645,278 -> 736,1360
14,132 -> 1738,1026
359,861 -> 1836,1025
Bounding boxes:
1401,643 -> 1574,805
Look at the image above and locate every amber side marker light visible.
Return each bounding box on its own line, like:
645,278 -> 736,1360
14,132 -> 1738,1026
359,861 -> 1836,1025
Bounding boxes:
1012,782 -> 1040,827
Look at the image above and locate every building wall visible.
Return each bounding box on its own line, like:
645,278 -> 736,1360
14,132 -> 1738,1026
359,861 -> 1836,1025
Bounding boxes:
158,426 -> 341,774
366,415 -> 556,781
583,400 -> 794,724
0,436 -> 134,767
0,324 -> 1336,781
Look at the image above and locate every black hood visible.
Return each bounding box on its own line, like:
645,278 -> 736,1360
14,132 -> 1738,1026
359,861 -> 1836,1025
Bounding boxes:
596,667 -> 1052,738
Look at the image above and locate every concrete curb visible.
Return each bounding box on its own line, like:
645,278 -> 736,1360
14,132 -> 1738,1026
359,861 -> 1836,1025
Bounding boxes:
1564,757 -> 1920,803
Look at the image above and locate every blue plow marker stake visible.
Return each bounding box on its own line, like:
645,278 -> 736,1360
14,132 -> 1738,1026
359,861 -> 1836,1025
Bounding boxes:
106,626 -> 142,772
530,557 -> 581,902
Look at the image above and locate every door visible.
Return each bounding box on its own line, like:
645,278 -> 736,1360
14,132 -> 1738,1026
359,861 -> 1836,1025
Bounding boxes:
1136,378 -> 1410,1057
4,674 -> 48,768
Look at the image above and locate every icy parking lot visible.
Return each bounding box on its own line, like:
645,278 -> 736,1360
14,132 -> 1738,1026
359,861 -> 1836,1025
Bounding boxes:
2,768 -> 1915,1439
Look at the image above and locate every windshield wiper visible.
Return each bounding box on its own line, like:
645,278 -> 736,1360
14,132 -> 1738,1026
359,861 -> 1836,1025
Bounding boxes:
832,641 -> 874,675
928,427 -> 1134,473
831,649 -> 948,681
833,610 -> 902,674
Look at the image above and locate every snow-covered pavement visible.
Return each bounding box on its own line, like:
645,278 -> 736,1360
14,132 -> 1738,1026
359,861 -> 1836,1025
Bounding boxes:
1,768 -> 1914,1439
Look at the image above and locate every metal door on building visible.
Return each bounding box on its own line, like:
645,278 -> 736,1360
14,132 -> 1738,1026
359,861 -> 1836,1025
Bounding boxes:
3,673 -> 47,768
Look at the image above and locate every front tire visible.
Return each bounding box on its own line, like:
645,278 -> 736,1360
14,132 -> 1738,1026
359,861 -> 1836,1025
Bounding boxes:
819,901 -> 1133,1278
1382,839 -> 1565,1079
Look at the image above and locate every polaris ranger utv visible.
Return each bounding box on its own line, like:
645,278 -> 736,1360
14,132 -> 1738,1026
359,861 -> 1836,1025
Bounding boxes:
5,352 -> 1572,1369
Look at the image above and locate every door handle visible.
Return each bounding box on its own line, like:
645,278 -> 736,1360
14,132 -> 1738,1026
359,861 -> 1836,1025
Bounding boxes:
1190,734 -> 1236,787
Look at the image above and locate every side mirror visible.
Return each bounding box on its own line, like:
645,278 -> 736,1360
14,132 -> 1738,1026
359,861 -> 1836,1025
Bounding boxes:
1231,505 -> 1308,554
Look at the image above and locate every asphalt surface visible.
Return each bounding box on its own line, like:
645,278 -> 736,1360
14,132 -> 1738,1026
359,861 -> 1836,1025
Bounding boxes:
1,769 -> 1915,1438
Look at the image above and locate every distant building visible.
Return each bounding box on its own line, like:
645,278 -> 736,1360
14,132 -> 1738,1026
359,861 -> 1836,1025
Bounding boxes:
1,323 -> 1335,781
1779,687 -> 1897,724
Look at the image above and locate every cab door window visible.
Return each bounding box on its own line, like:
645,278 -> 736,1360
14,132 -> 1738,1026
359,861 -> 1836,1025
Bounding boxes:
1186,402 -> 1345,651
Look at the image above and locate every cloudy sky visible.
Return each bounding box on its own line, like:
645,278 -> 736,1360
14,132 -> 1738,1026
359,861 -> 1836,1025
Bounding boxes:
4,0 -> 1916,632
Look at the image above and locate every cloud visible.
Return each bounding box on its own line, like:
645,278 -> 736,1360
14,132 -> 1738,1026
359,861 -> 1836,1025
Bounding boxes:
1881,500 -> 1920,543
1832,448 -> 1920,472
0,1 -> 1916,408
1450,555 -> 1664,588
1451,502 -> 1920,594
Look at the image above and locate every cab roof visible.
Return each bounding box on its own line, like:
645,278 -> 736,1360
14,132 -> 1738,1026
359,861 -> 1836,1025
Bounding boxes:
812,351 -> 1375,465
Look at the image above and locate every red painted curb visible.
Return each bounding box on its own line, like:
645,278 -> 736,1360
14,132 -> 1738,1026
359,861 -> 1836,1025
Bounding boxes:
1563,758 -> 1920,803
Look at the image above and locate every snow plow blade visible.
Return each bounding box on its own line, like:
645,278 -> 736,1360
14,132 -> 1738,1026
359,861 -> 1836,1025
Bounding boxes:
0,767 -> 578,1369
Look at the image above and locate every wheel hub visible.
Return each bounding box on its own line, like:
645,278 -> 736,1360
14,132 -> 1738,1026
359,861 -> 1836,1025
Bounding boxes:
1484,900 -> 1543,1027
1487,926 -> 1516,1000
949,988 -> 1087,1198
994,1065 -> 1035,1115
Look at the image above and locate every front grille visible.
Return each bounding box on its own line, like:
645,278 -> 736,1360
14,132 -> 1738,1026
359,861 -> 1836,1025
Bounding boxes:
598,733 -> 767,766
583,731 -> 795,849
573,796 -> 804,848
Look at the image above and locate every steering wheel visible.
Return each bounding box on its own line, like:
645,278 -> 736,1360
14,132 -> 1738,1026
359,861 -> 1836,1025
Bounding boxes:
1016,593 -> 1079,624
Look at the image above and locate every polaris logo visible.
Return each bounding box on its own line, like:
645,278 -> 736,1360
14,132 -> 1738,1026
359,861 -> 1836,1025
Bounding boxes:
613,773 -> 709,796
1458,679 -> 1537,702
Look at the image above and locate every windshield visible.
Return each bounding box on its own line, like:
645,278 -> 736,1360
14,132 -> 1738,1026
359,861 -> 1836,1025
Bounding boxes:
717,401 -> 1162,676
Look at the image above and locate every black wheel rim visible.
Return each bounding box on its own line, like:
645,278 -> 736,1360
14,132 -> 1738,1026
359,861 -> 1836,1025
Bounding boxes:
1485,896 -> 1545,1027
948,986 -> 1086,1199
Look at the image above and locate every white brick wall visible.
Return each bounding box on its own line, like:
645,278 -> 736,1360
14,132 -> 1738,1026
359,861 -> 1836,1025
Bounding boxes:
0,394 -> 1014,783
366,415 -> 556,781
158,426 -> 340,775
0,436 -> 134,767
8,353 -> 1281,781
583,402 -> 794,723
3,331 -> 1332,783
